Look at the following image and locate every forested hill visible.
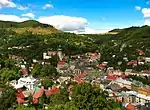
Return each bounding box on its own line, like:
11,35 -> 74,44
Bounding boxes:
0,20 -> 58,34
0,20 -> 54,28
0,24 -> 150,69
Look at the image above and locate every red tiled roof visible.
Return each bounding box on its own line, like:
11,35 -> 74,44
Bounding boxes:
120,75 -> 126,79
90,56 -> 97,60
106,75 -> 117,80
136,49 -> 144,55
57,61 -> 66,65
74,78 -> 84,84
126,104 -> 136,110
68,85 -> 73,89
33,98 -> 38,104
33,88 -> 44,99
17,97 -> 27,104
45,86 -> 60,96
144,71 -> 150,74
127,61 -> 137,65
76,72 -> 88,78
16,92 -> 25,99
98,64 -> 106,67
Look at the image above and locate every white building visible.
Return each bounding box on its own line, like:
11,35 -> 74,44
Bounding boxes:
43,53 -> 51,60
10,75 -> 37,90
145,57 -> 150,63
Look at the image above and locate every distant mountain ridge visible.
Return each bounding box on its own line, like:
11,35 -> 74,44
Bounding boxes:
0,20 -> 58,34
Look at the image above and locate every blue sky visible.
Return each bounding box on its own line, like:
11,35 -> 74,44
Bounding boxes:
0,0 -> 150,33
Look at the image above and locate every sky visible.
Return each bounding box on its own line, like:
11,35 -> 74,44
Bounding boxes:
0,0 -> 150,33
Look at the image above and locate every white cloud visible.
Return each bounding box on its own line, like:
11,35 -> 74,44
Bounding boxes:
0,14 -> 29,22
135,6 -> 141,11
144,19 -> 150,25
17,5 -> 28,10
0,0 -> 16,8
21,13 -> 35,19
42,4 -> 53,9
38,15 -> 88,32
142,8 -> 150,18
77,28 -> 110,34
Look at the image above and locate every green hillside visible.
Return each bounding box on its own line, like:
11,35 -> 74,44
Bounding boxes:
97,25 -> 150,70
0,20 -> 58,34
0,22 -> 150,72
0,20 -> 54,28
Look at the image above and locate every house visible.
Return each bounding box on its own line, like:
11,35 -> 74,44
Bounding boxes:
136,49 -> 144,55
106,75 -> 117,81
47,51 -> 57,56
114,78 -> 132,89
123,57 -> 128,61
106,83 -> 122,92
127,61 -> 137,66
126,103 -> 136,110
145,57 -> 150,63
16,89 -> 28,104
125,69 -> 137,76
138,88 -> 150,96
22,90 -> 34,98
10,75 -> 37,90
73,69 -> 82,74
74,77 -> 84,84
8,54 -> 23,60
33,88 -> 44,104
45,86 -> 60,96
108,70 -> 122,76
96,63 -> 106,69
56,76 -> 71,85
57,61 -> 66,69
75,72 -> 88,78
86,52 -> 97,56
43,52 -> 51,60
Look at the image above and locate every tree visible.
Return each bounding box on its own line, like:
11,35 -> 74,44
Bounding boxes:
50,88 -> 69,105
31,64 -> 41,77
41,64 -> 58,77
71,83 -> 116,110
48,102 -> 78,110
16,105 -> 36,110
41,77 -> 54,89
49,55 -> 59,67
0,68 -> 20,83
0,86 -> 17,110
4,59 -> 17,69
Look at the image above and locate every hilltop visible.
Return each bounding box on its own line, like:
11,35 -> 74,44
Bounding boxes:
0,20 -> 58,34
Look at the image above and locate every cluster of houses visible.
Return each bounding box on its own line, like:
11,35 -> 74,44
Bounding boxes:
100,49 -> 150,110
2,48 -> 150,110
103,68 -> 150,110
3,50 -> 100,106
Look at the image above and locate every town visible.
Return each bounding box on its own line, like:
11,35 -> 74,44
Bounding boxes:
1,45 -> 150,110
